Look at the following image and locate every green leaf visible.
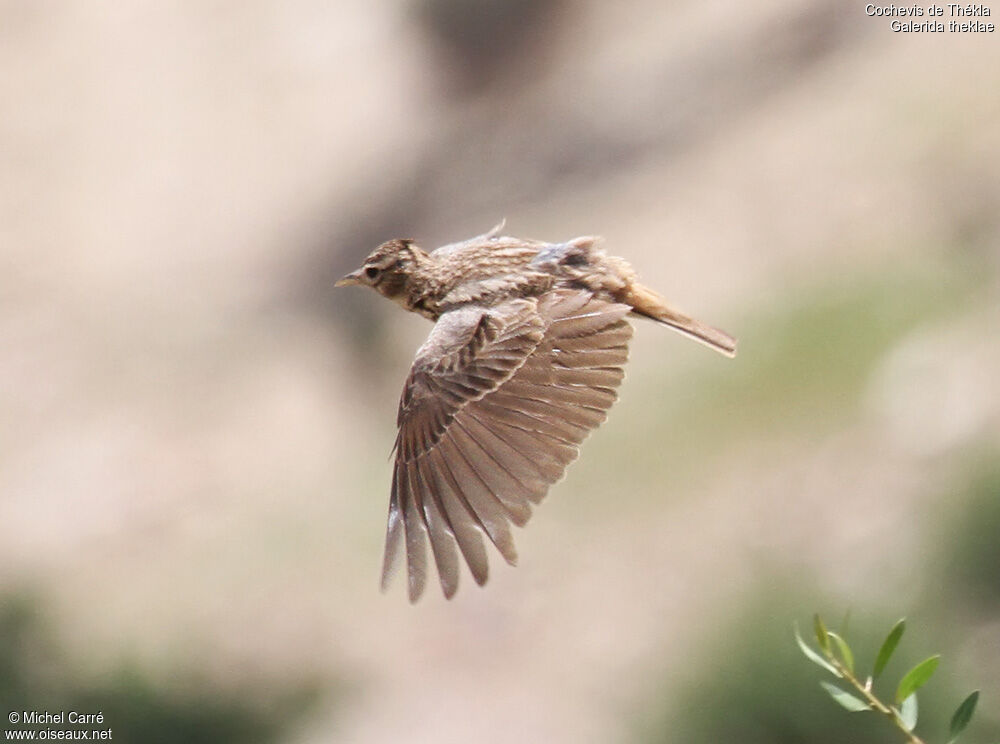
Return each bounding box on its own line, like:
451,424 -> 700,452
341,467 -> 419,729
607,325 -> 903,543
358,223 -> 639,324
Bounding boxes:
896,655 -> 940,703
795,623 -> 840,677
873,618 -> 906,680
814,613 -> 830,652
827,631 -> 855,675
949,690 -> 979,738
820,681 -> 870,712
899,693 -> 918,731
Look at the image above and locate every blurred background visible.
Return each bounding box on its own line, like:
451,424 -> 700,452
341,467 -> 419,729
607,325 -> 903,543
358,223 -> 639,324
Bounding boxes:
2,1 -> 999,742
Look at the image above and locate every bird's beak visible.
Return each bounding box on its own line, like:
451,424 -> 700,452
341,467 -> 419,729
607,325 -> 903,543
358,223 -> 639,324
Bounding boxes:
335,269 -> 363,287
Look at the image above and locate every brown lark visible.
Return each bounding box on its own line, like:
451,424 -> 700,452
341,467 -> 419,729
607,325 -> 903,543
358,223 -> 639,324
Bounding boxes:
336,223 -> 736,601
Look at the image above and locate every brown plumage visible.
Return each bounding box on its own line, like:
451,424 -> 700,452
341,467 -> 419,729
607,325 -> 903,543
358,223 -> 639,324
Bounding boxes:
336,223 -> 736,601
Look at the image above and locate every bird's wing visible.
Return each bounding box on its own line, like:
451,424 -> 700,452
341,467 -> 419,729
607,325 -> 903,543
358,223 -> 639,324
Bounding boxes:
385,289 -> 633,601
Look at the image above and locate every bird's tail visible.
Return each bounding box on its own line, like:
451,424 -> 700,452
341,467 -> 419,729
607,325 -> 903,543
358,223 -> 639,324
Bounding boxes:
623,282 -> 737,357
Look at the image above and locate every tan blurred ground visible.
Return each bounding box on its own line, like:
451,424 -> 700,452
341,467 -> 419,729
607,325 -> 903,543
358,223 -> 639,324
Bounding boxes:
2,2 -> 999,742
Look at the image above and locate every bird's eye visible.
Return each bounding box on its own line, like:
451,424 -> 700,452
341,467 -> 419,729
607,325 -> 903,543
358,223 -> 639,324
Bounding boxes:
365,266 -> 380,280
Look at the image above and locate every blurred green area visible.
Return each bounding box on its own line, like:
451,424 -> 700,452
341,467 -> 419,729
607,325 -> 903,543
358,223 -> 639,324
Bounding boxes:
933,457 -> 1000,614
636,594 -> 955,744
571,253 -> 985,506
0,593 -> 329,743
635,446 -> 1000,744
614,242 -> 1000,743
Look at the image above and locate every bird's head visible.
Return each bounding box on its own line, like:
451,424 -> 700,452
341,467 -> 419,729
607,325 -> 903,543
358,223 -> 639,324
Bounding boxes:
335,239 -> 426,301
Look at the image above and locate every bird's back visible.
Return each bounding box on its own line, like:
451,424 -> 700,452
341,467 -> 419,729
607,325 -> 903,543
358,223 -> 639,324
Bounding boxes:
428,236 -> 556,314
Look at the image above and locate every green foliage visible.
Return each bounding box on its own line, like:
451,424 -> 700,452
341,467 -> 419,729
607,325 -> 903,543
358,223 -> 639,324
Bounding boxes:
827,632 -> 855,676
639,596 -> 895,744
796,614 -> 983,744
874,619 -> 906,681
896,657 -> 941,705
814,614 -> 831,653
950,691 -> 980,741
901,694 -> 919,732
820,682 -> 869,713
795,623 -> 840,678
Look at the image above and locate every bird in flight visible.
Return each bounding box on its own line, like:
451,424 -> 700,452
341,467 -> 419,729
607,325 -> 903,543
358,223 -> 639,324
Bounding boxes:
336,223 -> 736,601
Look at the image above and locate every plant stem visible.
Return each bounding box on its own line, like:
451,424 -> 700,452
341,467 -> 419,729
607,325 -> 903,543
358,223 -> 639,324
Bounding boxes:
826,655 -> 926,744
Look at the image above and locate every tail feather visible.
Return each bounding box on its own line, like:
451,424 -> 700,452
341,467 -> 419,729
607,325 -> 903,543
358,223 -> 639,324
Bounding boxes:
623,283 -> 737,357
